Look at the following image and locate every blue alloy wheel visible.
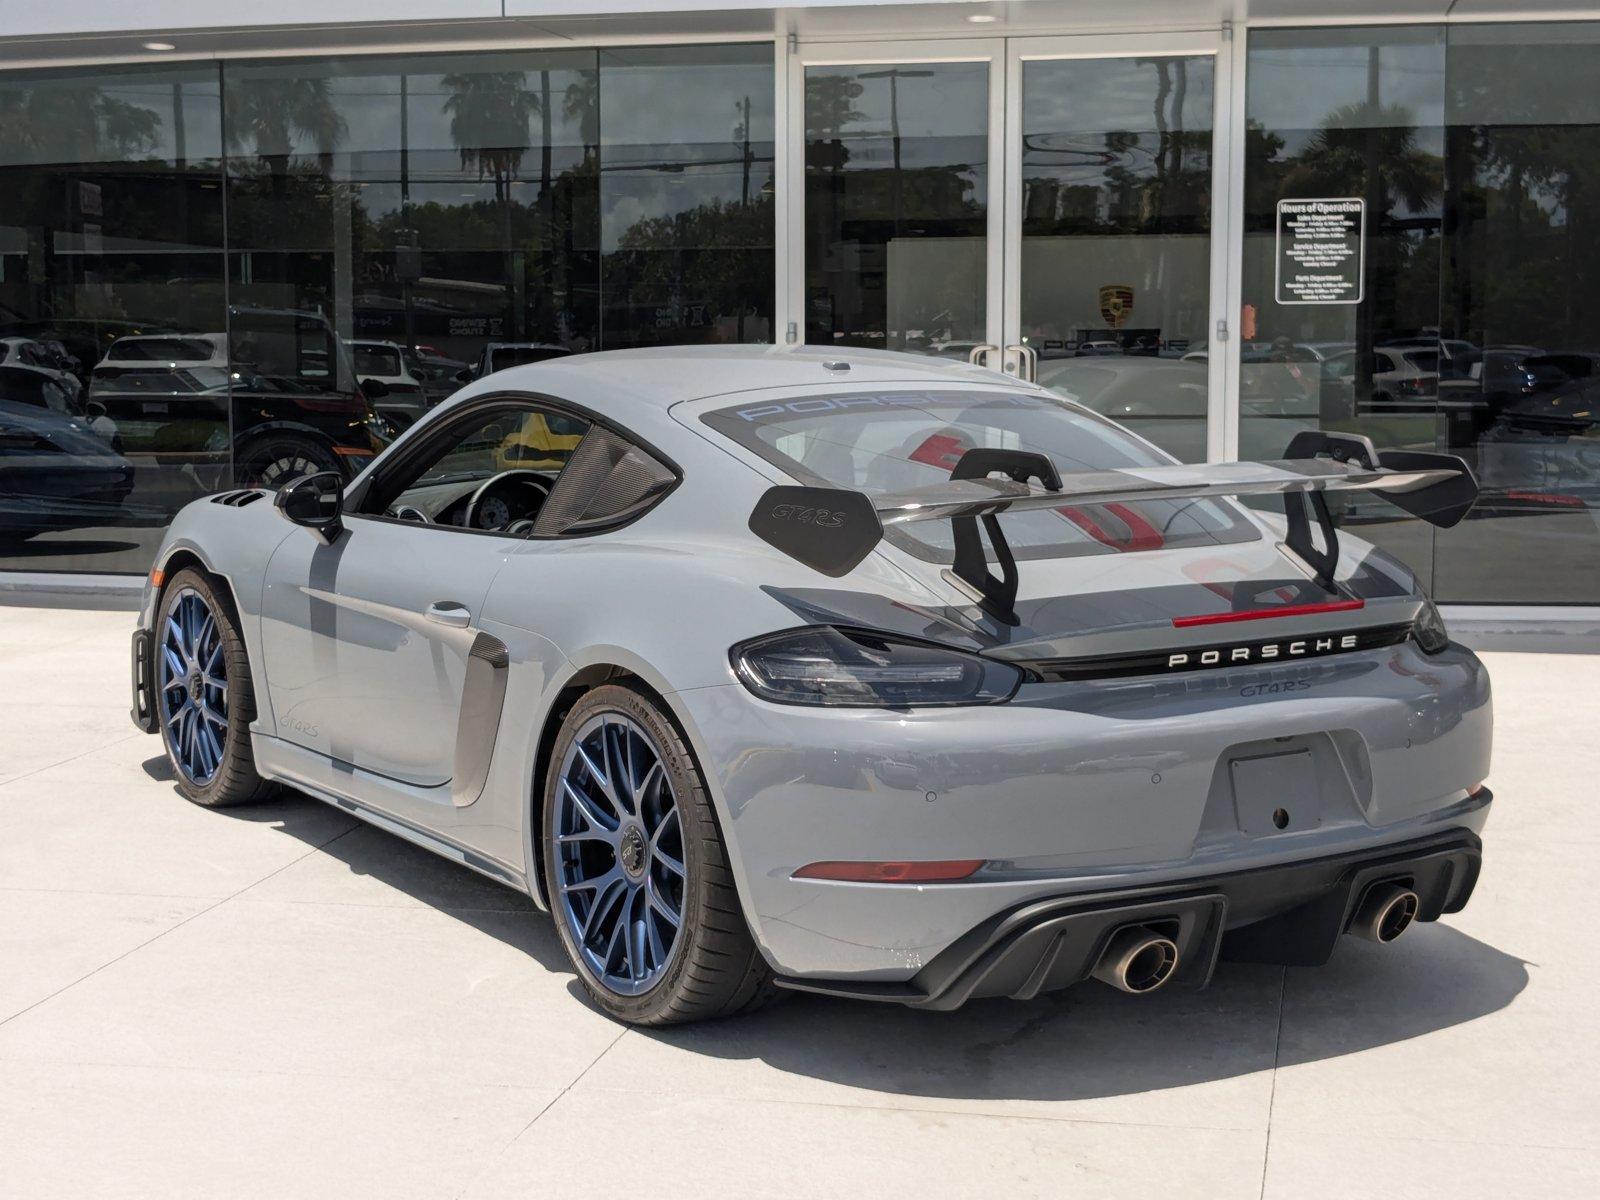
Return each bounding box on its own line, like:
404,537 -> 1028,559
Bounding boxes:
157,587 -> 230,786
555,712 -> 686,996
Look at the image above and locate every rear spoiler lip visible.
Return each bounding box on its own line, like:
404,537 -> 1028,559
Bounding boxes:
866,459 -> 1461,527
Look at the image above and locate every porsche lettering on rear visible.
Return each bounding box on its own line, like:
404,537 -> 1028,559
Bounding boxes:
1168,632 -> 1360,669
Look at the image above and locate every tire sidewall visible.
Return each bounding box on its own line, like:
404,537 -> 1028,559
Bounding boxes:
541,683 -> 717,1023
237,435 -> 337,490
155,568 -> 256,806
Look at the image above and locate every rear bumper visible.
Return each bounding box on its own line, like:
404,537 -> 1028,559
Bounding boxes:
776,825 -> 1484,1010
674,639 -> 1493,981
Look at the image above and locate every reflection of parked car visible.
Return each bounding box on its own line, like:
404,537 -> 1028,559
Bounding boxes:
0,363 -> 80,417
1320,347 -> 1439,413
349,340 -> 429,428
0,337 -> 85,407
86,310 -> 388,490
400,347 -> 467,406
461,341 -> 573,382
0,399 -> 141,545
1475,373 -> 1600,509
1038,356 -> 1209,459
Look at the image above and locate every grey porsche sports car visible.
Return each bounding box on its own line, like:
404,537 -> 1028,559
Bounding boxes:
130,346 -> 1492,1025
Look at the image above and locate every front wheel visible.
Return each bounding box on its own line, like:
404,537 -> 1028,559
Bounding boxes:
542,684 -> 780,1025
153,568 -> 274,807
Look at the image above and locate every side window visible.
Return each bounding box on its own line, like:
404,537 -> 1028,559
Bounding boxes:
530,425 -> 677,537
365,403 -> 592,536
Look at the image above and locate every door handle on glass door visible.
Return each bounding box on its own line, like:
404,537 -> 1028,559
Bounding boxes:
1005,343 -> 1038,383
425,601 -> 472,628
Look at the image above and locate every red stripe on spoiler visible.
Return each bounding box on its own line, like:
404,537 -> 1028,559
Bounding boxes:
1172,598 -> 1365,628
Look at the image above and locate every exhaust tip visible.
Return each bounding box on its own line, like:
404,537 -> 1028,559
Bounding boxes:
1091,927 -> 1180,994
1350,884 -> 1420,944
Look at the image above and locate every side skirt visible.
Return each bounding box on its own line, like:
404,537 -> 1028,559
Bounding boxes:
252,733 -> 530,895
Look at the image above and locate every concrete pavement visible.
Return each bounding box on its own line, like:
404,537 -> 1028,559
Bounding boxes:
0,603 -> 1595,1198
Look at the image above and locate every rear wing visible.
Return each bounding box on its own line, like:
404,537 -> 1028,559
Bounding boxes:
748,432 -> 1477,621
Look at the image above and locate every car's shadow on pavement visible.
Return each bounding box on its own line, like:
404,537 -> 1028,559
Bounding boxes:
178,766 -> 1530,1104
637,925 -> 1528,1102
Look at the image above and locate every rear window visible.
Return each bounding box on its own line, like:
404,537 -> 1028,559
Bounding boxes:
107,337 -> 216,363
354,345 -> 403,376
490,345 -> 568,372
703,389 -> 1257,562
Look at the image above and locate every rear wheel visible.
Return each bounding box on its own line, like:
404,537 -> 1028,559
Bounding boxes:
542,683 -> 781,1025
154,568 -> 274,807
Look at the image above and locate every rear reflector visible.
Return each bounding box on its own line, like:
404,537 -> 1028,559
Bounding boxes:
1172,598 -> 1364,628
1468,782 -> 1487,797
793,859 -> 984,883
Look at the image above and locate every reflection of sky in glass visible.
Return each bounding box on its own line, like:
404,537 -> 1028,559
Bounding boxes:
806,61 -> 988,174
0,66 -> 223,166
216,48 -> 773,253
600,46 -> 774,253
1022,56 -> 1211,209
1024,57 -> 1212,135
1248,30 -> 1445,132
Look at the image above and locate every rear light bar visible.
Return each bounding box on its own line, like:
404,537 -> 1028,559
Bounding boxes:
793,859 -> 984,883
1172,598 -> 1364,628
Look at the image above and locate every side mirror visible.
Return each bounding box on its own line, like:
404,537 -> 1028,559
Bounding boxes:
274,470 -> 345,543
359,377 -> 390,401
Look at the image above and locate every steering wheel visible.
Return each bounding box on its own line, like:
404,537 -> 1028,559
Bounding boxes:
463,469 -> 552,532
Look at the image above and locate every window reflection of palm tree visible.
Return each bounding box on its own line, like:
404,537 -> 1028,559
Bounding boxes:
1285,93 -> 1439,428
443,71 -> 540,338
224,76 -> 347,290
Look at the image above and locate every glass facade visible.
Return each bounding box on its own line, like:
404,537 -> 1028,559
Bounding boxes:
1244,23 -> 1600,602
2,20 -> 1599,605
0,44 -> 774,573
803,61 -> 990,355
1023,55 -> 1216,463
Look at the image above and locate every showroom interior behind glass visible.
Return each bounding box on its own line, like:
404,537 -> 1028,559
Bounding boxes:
0,46 -> 774,573
2,25 -> 1599,603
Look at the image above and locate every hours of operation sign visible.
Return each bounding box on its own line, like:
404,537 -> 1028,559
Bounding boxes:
1275,198 -> 1365,305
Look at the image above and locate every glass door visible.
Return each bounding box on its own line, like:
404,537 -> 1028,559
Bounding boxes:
788,39 -> 1006,360
786,32 -> 1235,461
1004,33 -> 1234,462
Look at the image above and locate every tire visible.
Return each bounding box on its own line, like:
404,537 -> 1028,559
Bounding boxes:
542,683 -> 782,1025
235,433 -> 339,491
153,567 -> 275,808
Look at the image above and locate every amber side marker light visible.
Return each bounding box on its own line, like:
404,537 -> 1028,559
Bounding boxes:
794,859 -> 985,883
148,568 -> 164,589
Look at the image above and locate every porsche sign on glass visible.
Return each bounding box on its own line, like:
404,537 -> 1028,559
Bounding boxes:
1275,198 -> 1365,305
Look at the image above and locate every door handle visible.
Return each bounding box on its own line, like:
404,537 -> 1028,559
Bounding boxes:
967,343 -> 1000,370
1005,343 -> 1038,383
425,601 -> 472,629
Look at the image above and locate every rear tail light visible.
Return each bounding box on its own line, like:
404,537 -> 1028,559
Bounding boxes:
793,859 -> 985,883
732,626 -> 1022,708
1413,599 -> 1450,654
